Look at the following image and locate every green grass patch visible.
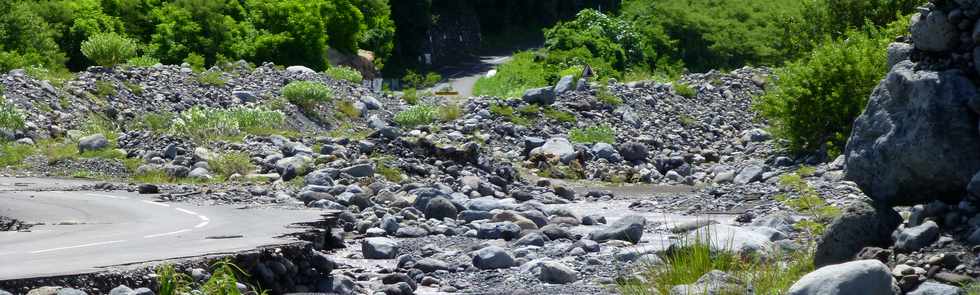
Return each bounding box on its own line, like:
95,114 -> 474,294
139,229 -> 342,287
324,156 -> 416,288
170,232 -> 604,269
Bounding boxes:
336,100 -> 360,118
209,152 -> 255,178
126,56 -> 161,67
375,156 -> 405,182
394,105 -> 436,127
25,65 -> 74,88
155,264 -> 192,295
774,169 -> 842,235
0,143 -> 33,166
401,88 -> 419,105
133,112 -> 175,132
597,84 -> 624,105
674,82 -> 696,98
94,80 -> 117,98
328,121 -> 372,140
569,124 -> 616,144
282,81 -> 332,113
124,81 -> 144,95
171,106 -> 287,143
543,108 -> 576,123
473,52 -> 551,98
325,66 -> 363,83
197,71 -> 227,87
439,103 -> 462,122
0,96 -> 25,131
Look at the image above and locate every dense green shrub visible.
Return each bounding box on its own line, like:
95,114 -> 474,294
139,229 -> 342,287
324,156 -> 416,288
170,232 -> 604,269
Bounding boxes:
473,52 -> 551,98
171,106 -> 285,142
674,82 -> 696,98
282,81 -> 332,110
755,19 -> 905,155
0,97 -> 26,132
544,9 -> 646,72
80,32 -> 137,67
0,1 -> 67,72
196,71 -> 227,87
325,66 -> 364,83
394,105 -> 435,127
209,152 -> 255,178
569,124 -> 616,144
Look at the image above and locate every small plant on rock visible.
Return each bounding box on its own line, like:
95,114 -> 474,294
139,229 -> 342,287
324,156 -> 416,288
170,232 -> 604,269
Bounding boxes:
126,56 -> 160,67
439,103 -> 462,122
569,124 -> 616,144
80,33 -> 138,68
210,152 -> 255,178
197,71 -> 226,87
155,264 -> 192,295
674,82 -> 696,98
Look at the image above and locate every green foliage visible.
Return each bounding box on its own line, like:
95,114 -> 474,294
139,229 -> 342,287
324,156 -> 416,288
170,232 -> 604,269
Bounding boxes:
597,85 -> 623,105
0,97 -> 26,132
336,100 -> 360,118
674,82 -> 696,98
201,259 -> 261,295
155,264 -> 192,295
0,143 -> 33,166
25,65 -> 75,88
775,169 -> 842,235
325,66 -> 363,83
544,9 -> 646,71
374,156 -> 404,182
94,81 -> 117,98
0,1 -> 66,72
401,88 -> 419,105
210,152 -> 255,178
171,106 -> 286,143
543,108 -> 576,123
134,112 -> 174,132
394,105 -> 436,127
282,81 -> 332,111
569,124 -> 616,144
197,71 -> 227,87
183,53 -> 205,72
755,20 -> 903,154
80,32 -> 137,68
402,70 -> 442,89
126,56 -> 161,67
438,103 -> 462,122
473,52 -> 550,98
618,230 -> 815,295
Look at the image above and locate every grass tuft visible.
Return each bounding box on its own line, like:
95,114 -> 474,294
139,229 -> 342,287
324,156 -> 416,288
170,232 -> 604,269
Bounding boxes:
569,124 -> 616,144
325,66 -> 363,83
394,105 -> 436,127
209,152 -> 255,178
197,71 -> 227,87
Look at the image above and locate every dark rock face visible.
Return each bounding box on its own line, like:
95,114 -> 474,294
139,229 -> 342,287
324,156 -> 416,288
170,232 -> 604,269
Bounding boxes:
814,201 -> 902,267
845,61 -> 980,206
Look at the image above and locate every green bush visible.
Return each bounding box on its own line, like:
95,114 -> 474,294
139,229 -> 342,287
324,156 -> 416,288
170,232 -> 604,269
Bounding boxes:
325,66 -> 363,83
755,19 -> 903,154
544,9 -> 647,71
209,152 -> 255,178
197,71 -> 227,87
0,97 -> 26,132
282,81 -> 332,110
126,56 -> 161,67
94,81 -> 117,98
0,143 -> 33,166
171,106 -> 285,143
674,82 -> 696,98
473,52 -> 551,98
439,103 -> 462,122
569,124 -> 616,144
336,100 -> 360,118
401,88 -> 419,105
155,264 -> 192,295
80,32 -> 137,68
394,105 -> 436,127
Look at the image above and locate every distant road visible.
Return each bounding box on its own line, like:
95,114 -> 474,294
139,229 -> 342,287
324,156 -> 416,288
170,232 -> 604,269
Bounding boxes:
428,55 -> 513,98
0,180 -> 321,280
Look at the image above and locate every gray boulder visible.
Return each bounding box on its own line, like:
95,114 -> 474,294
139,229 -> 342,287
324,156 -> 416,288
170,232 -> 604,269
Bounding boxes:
109,286 -> 133,295
286,65 -> 315,74
588,215 -> 646,243
907,282 -> 965,295
472,246 -> 514,269
618,142 -> 649,162
56,288 -> 87,295
893,220 -> 940,253
188,167 -> 211,179
845,61 -> 980,205
670,270 -> 746,295
539,261 -> 578,284
554,75 -> 576,95
341,164 -> 374,178
591,143 -> 622,163
734,165 -> 764,184
0,290 -> 11,295
522,87 -> 556,105
787,260 -> 898,295
887,42 -> 913,68
477,222 -> 522,240
424,197 -> 458,220
910,10 -> 957,52
682,224 -> 774,257
415,258 -> 452,273
304,169 -> 334,186
362,237 -> 399,259
78,134 -> 108,153
530,137 -> 575,160
814,201 -> 901,267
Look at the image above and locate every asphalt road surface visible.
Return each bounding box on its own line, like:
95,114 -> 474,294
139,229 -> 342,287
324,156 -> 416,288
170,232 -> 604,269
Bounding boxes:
428,55 -> 512,98
0,184 -> 322,280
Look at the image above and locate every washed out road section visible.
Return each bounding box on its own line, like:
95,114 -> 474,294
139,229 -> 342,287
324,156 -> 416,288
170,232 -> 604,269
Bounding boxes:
0,189 -> 321,280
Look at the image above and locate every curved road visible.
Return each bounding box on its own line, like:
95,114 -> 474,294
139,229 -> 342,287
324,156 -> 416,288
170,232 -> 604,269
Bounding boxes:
0,182 -> 321,280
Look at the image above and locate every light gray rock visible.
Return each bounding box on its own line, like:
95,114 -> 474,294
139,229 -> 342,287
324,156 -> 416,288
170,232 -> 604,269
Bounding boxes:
734,165 -> 764,184
787,260 -> 898,295
514,231 -> 550,247
893,220 -> 940,252
907,282 -> 965,295
741,128 -> 771,142
845,61 -> 980,205
78,134 -> 108,153
815,201 -> 901,267
360,95 -> 382,110
539,261 -> 578,284
670,270 -> 746,295
713,170 -> 736,184
910,10 -> 957,52
472,246 -> 514,269
682,224 -> 774,257
887,42 -> 913,68
554,75 -> 576,95
286,65 -> 315,74
56,288 -> 87,295
362,237 -> 399,259
588,215 -> 646,243
304,169 -> 334,186
530,138 -> 575,160
109,286 -> 133,295
522,87 -> 556,105
188,167 -> 211,179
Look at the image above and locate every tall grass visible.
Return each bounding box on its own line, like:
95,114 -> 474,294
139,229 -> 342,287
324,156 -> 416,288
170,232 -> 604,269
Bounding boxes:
325,66 -> 363,83
569,124 -> 616,144
282,81 -> 332,112
209,152 -> 255,178
156,264 -> 192,295
80,33 -> 138,67
171,106 -> 285,143
0,96 -> 25,132
394,105 -> 436,127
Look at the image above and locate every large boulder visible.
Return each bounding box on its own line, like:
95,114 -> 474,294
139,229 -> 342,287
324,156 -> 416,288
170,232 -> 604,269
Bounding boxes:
617,142 -> 649,162
539,261 -> 579,284
78,134 -> 108,153
910,10 -> 957,52
814,201 -> 901,267
554,75 -> 576,95
787,260 -> 898,295
845,61 -> 980,205
588,215 -> 645,243
522,87 -> 556,105
362,237 -> 399,259
530,138 -> 575,160
893,220 -> 940,253
681,224 -> 774,257
472,246 -> 514,269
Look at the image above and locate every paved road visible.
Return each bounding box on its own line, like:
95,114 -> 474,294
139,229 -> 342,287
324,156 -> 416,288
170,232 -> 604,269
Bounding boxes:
0,186 -> 321,280
428,55 -> 512,98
